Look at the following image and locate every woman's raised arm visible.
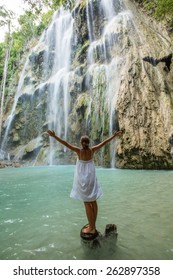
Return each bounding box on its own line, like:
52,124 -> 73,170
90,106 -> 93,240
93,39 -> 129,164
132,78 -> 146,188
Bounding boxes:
47,130 -> 80,153
92,130 -> 123,153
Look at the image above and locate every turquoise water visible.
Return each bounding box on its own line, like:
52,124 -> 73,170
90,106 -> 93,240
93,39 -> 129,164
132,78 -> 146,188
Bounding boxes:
0,165 -> 173,260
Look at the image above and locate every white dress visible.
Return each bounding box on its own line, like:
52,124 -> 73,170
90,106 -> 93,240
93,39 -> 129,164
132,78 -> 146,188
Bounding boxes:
70,159 -> 103,202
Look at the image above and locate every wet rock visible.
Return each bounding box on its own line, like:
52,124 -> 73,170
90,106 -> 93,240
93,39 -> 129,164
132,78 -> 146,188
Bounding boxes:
80,224 -> 118,249
0,161 -> 21,168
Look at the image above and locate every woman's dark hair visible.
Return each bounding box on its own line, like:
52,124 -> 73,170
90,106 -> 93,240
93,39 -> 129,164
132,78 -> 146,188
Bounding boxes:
80,135 -> 90,148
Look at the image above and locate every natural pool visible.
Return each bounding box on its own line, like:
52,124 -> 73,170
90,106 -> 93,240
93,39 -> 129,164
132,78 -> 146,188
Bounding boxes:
0,166 -> 173,260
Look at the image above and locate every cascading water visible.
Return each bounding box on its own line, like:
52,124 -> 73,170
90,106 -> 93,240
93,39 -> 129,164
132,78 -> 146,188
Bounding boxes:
0,60 -> 29,160
1,0 -> 133,167
45,8 -> 74,164
0,8 -> 74,165
85,0 -> 132,166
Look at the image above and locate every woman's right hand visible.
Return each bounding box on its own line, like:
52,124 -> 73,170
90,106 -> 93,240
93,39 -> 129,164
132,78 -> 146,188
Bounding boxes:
47,130 -> 56,137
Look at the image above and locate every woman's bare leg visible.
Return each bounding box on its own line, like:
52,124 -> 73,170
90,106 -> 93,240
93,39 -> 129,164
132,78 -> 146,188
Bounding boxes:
92,200 -> 98,226
82,201 -> 97,233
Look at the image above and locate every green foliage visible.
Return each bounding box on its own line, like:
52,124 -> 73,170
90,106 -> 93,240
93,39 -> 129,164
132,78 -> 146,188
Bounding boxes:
41,10 -> 54,28
0,5 -> 14,27
0,0 -> 76,92
24,0 -> 75,12
155,0 -> 173,19
24,0 -> 53,13
51,0 -> 75,10
0,3 -> 56,89
144,0 -> 173,19
18,12 -> 37,39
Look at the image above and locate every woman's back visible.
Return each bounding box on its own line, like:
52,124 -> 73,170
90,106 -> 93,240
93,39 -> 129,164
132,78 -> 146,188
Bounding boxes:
79,148 -> 93,161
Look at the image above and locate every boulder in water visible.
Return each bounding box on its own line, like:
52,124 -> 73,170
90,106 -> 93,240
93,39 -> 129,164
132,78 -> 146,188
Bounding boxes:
80,223 -> 118,249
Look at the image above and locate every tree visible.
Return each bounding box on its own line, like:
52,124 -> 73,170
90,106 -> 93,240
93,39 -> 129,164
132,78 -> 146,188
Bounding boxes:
24,0 -> 76,12
0,6 -> 14,139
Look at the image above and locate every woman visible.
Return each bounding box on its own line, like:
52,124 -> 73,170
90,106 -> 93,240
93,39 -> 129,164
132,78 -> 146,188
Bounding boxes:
47,130 -> 122,234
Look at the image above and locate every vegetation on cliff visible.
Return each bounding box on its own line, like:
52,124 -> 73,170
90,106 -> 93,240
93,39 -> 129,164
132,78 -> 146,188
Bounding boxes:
134,0 -> 173,29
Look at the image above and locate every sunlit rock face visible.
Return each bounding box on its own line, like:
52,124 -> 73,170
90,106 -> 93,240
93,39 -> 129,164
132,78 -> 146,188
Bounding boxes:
1,0 -> 173,169
115,0 -> 173,169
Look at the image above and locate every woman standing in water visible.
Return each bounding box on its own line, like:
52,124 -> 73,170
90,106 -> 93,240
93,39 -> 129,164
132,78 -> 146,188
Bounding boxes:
47,130 -> 122,234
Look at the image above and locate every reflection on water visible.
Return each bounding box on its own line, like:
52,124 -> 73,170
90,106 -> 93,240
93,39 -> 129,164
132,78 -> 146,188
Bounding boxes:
0,166 -> 173,260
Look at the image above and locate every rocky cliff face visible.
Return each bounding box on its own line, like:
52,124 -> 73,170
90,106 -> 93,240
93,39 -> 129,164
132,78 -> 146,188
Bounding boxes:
1,0 -> 173,169
116,0 -> 173,168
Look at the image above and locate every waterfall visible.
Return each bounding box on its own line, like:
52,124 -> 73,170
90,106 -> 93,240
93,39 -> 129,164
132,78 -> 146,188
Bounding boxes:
0,8 -> 74,165
86,0 -> 96,43
101,0 -> 116,20
0,59 -> 29,159
1,0 -> 133,167
85,0 -> 132,167
45,8 -> 74,164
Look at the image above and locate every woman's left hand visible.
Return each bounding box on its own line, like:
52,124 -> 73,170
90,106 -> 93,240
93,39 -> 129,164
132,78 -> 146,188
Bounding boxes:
114,130 -> 123,136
